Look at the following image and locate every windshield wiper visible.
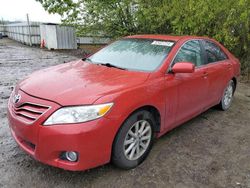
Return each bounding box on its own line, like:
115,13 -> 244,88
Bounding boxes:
83,58 -> 127,70
97,63 -> 127,70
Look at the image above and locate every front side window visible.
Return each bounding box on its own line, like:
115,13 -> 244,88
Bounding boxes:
173,40 -> 204,66
87,38 -> 175,72
203,40 -> 228,63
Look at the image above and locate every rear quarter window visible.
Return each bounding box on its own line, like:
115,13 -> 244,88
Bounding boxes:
203,40 -> 228,63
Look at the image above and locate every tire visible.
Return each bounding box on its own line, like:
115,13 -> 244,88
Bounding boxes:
112,110 -> 156,169
219,80 -> 235,111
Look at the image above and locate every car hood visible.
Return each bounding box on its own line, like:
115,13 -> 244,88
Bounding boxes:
19,60 -> 150,106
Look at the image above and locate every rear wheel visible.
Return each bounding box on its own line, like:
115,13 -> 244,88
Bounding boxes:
219,80 -> 235,110
112,110 -> 155,169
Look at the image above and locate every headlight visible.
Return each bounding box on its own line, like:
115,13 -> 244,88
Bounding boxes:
43,103 -> 113,125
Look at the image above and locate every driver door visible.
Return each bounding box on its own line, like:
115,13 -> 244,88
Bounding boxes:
169,40 -> 209,128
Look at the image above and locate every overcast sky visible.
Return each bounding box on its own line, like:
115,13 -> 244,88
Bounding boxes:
0,0 -> 61,23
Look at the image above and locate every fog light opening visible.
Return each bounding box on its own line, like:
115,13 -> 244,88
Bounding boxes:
65,151 -> 78,162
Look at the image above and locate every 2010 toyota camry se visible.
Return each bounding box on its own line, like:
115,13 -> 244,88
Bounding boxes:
7,35 -> 240,171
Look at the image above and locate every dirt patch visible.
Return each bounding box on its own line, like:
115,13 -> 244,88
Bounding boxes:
0,38 -> 250,188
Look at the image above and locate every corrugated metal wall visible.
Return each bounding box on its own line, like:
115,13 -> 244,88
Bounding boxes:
0,25 -> 7,36
2,22 -> 40,45
56,26 -> 77,49
40,24 -> 77,49
1,22 -> 110,48
40,24 -> 58,49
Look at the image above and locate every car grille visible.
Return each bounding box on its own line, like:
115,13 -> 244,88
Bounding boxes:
12,102 -> 50,124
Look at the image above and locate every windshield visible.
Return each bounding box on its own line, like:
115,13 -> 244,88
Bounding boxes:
87,38 -> 175,72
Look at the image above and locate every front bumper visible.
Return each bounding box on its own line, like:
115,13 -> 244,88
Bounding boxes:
7,91 -> 120,171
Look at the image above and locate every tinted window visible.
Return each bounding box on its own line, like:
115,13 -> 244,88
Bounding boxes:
173,40 -> 204,66
203,40 -> 227,63
88,39 -> 175,72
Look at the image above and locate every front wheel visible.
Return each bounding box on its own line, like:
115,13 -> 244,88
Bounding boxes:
112,110 -> 155,169
219,80 -> 235,110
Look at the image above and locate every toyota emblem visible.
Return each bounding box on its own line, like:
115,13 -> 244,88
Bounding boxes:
13,94 -> 21,104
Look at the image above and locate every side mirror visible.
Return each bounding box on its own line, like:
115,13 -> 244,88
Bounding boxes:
172,62 -> 195,73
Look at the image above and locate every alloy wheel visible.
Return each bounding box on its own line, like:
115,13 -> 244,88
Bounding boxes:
123,120 -> 152,161
223,82 -> 234,106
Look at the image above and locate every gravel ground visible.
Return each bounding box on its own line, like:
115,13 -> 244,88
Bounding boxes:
0,38 -> 250,188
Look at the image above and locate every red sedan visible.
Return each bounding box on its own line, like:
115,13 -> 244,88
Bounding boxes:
7,35 -> 240,171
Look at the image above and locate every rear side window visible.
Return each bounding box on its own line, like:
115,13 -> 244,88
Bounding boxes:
173,40 -> 204,66
203,40 -> 228,63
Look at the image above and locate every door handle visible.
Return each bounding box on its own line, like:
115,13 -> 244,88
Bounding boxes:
227,63 -> 232,70
202,72 -> 208,78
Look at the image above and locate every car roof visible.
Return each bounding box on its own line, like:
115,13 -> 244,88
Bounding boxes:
126,34 -> 211,42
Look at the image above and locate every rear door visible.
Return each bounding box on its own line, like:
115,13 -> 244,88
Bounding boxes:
169,40 -> 209,127
201,40 -> 231,106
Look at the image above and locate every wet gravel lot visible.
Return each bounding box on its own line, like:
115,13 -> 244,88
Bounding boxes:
0,38 -> 250,188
